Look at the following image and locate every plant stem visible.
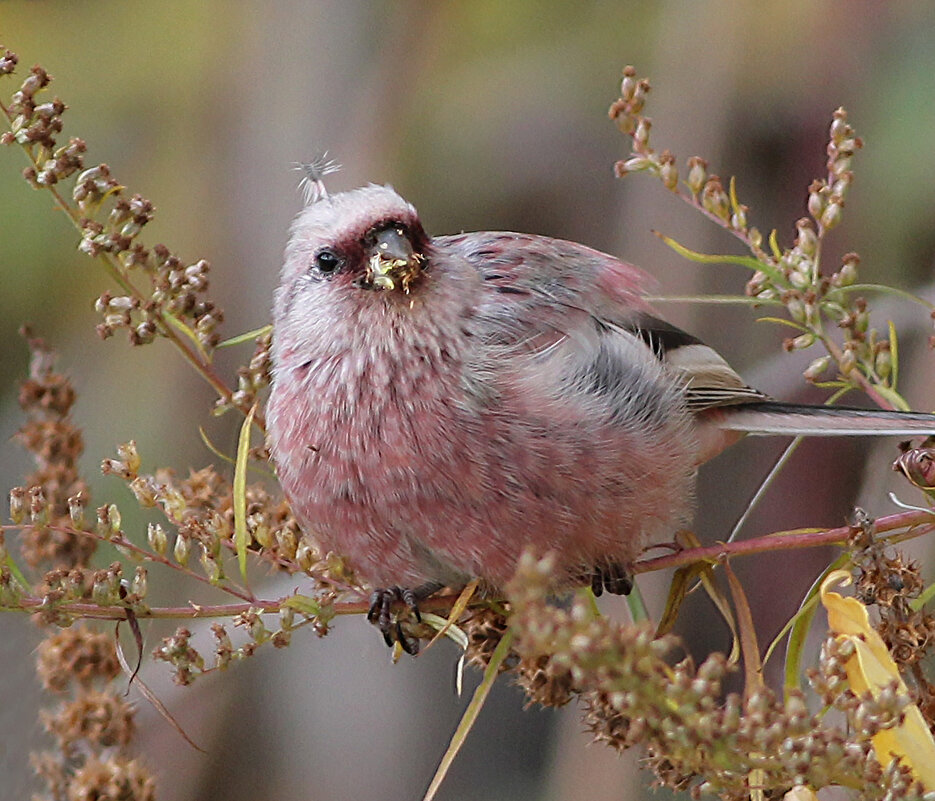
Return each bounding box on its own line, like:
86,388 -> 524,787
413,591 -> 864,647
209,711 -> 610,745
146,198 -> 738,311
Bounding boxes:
635,510 -> 935,575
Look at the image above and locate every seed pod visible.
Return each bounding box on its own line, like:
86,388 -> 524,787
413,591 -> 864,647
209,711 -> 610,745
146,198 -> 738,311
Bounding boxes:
147,523 -> 168,556
804,356 -> 832,382
686,156 -> 707,196
174,533 -> 190,566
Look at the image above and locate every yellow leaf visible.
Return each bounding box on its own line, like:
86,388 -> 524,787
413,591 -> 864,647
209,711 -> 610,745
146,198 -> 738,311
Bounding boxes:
783,786 -> 818,801
820,570 -> 935,789
748,767 -> 765,801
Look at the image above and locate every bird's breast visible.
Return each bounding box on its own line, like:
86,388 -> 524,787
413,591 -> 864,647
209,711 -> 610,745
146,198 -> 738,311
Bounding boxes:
268,319 -> 482,508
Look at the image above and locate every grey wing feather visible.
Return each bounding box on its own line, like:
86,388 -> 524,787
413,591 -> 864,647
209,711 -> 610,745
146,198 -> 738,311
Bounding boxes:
602,313 -> 770,411
440,232 -> 767,414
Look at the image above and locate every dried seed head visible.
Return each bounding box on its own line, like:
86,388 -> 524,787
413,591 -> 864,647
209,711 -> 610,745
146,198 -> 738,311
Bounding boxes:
36,625 -> 120,692
130,565 -> 147,598
794,218 -> 818,257
42,690 -> 136,749
804,356 -> 832,382
686,156 -> 707,196
659,150 -> 679,191
173,533 -> 190,566
633,117 -> 652,148
9,486 -> 27,524
701,176 -> 729,220
65,754 -> 156,801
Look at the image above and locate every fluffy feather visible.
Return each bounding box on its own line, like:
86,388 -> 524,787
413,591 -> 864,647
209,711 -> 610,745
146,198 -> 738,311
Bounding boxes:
268,185 -> 935,601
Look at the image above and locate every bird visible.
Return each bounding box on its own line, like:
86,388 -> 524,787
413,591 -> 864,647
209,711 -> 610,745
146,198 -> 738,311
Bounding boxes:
267,183 -> 935,652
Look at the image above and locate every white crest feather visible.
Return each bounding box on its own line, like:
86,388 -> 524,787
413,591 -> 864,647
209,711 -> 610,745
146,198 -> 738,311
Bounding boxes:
294,153 -> 342,205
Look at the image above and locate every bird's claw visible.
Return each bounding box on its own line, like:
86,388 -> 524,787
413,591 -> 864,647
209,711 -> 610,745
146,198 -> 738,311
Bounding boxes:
588,561 -> 632,596
367,586 -> 426,655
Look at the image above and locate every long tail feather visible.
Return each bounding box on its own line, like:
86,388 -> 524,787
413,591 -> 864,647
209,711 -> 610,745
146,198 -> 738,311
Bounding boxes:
716,401 -> 935,437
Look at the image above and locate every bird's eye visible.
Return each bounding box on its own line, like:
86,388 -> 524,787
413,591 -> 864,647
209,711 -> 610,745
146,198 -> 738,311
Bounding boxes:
314,248 -> 344,275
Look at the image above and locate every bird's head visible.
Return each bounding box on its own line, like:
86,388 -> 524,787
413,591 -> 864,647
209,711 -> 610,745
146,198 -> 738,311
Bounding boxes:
273,184 -> 483,368
279,184 -> 429,306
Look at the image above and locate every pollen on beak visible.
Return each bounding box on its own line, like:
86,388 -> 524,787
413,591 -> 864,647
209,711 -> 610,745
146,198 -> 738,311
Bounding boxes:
365,227 -> 423,292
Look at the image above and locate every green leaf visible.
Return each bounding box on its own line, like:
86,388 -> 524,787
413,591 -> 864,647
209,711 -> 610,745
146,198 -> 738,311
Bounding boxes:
874,383 -> 911,413
645,294 -> 781,307
234,403 -> 257,586
283,594 -> 322,616
217,324 -> 273,349
3,552 -> 28,591
836,283 -> 935,311
728,175 -> 741,215
779,555 -> 851,697
910,581 -> 935,613
199,426 -> 277,479
653,232 -> 766,272
625,579 -> 650,623
162,311 -> 209,362
755,316 -> 808,332
909,584 -> 935,612
768,229 -> 782,260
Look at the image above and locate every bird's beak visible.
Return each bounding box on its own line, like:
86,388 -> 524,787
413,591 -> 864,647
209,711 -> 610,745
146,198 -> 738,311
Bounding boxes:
364,227 -> 423,292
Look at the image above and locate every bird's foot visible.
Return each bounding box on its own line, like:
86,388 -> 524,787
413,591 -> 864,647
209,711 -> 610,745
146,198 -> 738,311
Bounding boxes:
366,582 -> 443,655
588,561 -> 633,596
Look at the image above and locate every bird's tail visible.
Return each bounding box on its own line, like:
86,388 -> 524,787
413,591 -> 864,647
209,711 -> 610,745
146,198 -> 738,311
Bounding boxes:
714,401 -> 935,437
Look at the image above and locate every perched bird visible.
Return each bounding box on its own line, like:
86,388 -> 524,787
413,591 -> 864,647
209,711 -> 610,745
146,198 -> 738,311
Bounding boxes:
267,184 -> 935,651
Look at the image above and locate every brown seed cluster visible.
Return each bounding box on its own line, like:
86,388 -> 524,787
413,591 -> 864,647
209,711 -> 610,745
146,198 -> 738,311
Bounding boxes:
93,433 -> 341,686
31,624 -> 155,801
609,66 -> 909,394
1,310 -> 153,796
0,55 -> 225,357
32,754 -> 155,801
11,332 -> 93,569
846,523 -> 935,727
462,606 -> 513,670
151,596 -> 337,686
463,605 -> 576,706
610,67 -> 753,243
224,327 -> 273,415
36,626 -> 121,692
151,626 -> 205,686
504,552 -> 935,799
101,441 -> 328,582
83,199 -> 224,350
41,690 -> 136,751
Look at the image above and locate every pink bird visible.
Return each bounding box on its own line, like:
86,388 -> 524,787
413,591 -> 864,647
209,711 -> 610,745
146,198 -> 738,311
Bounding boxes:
267,184 -> 935,652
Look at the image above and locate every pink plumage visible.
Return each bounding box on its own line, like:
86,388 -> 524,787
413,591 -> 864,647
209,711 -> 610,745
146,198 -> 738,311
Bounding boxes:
267,184 -> 935,645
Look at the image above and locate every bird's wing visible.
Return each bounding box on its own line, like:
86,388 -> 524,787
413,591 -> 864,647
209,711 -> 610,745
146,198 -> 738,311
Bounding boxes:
612,313 -> 769,411
436,231 -> 767,413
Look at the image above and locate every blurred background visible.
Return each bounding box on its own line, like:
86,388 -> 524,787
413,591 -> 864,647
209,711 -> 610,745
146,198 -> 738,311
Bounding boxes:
2,2 -> 935,799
